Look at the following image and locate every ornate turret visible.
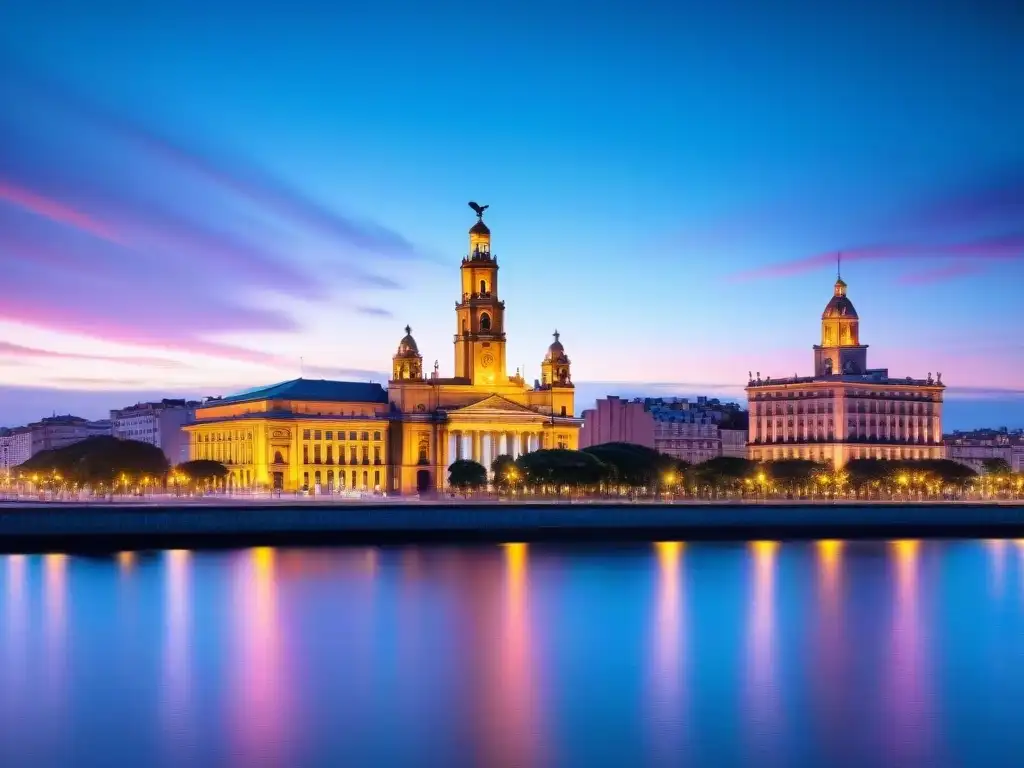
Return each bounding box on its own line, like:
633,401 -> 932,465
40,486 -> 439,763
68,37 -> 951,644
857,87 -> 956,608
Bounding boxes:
392,325 -> 423,380
455,202 -> 507,384
813,258 -> 868,376
540,330 -> 572,387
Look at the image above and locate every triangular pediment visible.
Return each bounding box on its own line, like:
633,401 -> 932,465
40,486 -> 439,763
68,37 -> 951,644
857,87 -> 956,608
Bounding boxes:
452,394 -> 541,415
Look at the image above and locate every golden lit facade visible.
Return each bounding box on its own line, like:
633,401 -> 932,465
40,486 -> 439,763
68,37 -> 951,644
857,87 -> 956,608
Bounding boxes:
746,274 -> 944,467
185,205 -> 580,494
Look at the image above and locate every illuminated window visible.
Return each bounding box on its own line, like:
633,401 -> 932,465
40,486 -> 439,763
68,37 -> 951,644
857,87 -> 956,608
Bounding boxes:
480,313 -> 491,331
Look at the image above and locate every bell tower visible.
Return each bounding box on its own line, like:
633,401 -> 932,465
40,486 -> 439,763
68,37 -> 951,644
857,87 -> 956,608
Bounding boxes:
454,202 -> 507,385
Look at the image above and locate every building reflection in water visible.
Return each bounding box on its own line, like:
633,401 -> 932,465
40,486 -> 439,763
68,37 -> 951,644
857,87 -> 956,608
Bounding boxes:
815,540 -> 844,737
649,542 -> 686,759
162,550 -> 192,753
986,539 -> 1007,599
43,554 -> 68,708
745,541 -> 780,754
3,556 -> 28,709
475,543 -> 543,767
229,546 -> 293,766
885,540 -> 933,763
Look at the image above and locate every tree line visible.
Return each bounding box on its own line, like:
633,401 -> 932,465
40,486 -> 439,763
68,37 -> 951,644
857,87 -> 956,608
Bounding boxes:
9,436 -> 229,494
449,442 -> 1022,499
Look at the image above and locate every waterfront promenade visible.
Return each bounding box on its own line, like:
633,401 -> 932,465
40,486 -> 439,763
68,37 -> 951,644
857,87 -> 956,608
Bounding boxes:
1,497 -> 1023,551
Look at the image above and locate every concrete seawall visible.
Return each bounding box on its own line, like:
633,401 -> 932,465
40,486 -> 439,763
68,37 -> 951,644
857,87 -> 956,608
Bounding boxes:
1,501 -> 1024,551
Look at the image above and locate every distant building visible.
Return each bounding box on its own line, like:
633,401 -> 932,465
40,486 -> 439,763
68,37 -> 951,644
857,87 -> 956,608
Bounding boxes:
28,415 -> 112,456
746,273 -> 944,467
945,428 -> 1024,473
111,399 -> 200,465
0,427 -> 32,474
579,395 -> 748,464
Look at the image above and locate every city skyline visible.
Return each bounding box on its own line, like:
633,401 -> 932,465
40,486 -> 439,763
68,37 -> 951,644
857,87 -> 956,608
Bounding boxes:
1,1 -> 1022,428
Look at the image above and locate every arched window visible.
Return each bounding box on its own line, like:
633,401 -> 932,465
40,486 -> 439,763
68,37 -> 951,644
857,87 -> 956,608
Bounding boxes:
480,279 -> 487,294
480,313 -> 491,331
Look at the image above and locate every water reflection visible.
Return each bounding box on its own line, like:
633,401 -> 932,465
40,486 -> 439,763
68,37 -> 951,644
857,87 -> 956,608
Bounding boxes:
886,540 -> 933,763
162,550 -> 191,754
815,541 -> 844,740
43,554 -> 68,708
229,547 -> 292,767
986,539 -> 1007,599
649,542 -> 686,759
746,541 -> 780,755
3,556 -> 28,710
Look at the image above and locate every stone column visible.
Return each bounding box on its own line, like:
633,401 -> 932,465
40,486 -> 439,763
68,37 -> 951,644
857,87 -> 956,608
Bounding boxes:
472,431 -> 482,464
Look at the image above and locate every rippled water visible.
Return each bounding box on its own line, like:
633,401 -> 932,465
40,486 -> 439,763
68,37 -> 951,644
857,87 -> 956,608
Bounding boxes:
2,539 -> 1024,767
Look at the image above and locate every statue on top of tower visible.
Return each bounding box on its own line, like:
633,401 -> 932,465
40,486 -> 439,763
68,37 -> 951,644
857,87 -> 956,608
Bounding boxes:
468,201 -> 489,219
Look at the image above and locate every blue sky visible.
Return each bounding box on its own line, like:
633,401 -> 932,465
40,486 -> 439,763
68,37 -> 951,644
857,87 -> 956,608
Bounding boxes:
0,0 -> 1022,429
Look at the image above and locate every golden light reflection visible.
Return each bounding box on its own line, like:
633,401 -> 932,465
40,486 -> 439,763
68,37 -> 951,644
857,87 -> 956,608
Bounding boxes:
230,547 -> 291,764
746,541 -> 779,745
118,551 -> 136,571
650,542 -> 685,759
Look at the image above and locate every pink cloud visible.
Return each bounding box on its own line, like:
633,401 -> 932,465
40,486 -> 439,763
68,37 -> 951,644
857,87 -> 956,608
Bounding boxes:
0,341 -> 183,368
897,262 -> 991,286
0,179 -> 122,243
732,238 -> 1024,282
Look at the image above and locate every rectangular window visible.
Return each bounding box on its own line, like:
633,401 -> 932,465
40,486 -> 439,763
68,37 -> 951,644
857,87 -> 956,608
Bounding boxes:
362,447 -> 369,464
303,430 -> 311,440
326,431 -> 333,440
314,445 -> 322,464
349,431 -> 357,441
326,445 -> 334,464
314,430 -> 322,441
374,446 -> 381,464
303,446 -> 309,464
374,470 -> 380,488
350,447 -> 358,464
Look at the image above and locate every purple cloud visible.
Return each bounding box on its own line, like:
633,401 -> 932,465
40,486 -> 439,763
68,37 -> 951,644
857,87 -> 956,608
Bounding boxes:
0,341 -> 184,368
355,306 -> 393,318
0,58 -> 416,361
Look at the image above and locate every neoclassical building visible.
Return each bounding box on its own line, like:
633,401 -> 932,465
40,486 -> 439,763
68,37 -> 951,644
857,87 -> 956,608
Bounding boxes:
746,273 -> 945,467
185,205 -> 580,494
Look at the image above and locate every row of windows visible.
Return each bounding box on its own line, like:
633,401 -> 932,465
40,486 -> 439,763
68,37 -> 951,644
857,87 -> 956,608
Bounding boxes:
751,447 -> 938,461
303,445 -> 383,465
302,429 -> 382,442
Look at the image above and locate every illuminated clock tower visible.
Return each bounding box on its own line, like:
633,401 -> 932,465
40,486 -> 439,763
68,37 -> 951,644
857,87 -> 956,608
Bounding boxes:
454,203 -> 508,385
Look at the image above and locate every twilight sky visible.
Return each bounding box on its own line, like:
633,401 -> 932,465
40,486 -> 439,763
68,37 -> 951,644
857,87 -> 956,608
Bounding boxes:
1,0 -> 1023,429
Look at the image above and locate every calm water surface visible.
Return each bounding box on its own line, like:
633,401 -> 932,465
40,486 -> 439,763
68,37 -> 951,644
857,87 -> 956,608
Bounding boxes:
2,539 -> 1024,767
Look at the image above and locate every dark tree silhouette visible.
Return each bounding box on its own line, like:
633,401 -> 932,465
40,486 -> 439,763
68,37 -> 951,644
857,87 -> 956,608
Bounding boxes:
177,459 -> 229,484
448,459 -> 487,495
19,436 -> 169,485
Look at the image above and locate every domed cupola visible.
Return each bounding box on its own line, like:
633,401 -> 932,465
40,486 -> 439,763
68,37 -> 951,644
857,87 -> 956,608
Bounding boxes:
822,277 -> 859,320
392,325 -> 424,380
813,260 -> 869,377
541,330 -> 572,386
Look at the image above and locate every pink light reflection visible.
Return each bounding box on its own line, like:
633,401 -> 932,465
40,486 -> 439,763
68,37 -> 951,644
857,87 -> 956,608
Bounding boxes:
814,541 -> 845,735
2,556 -> 28,710
161,550 -> 192,753
43,554 -> 67,708
884,540 -> 933,763
228,547 -> 294,767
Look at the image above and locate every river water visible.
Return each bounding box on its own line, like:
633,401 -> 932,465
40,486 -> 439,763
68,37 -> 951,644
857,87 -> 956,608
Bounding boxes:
2,539 -> 1024,767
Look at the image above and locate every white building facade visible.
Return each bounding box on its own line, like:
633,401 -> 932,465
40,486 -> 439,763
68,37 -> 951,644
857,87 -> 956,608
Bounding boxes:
111,399 -> 199,465
746,275 -> 944,467
0,428 -> 32,475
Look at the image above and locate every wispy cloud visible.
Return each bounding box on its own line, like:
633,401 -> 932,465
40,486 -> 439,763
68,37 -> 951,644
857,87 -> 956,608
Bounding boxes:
0,56 -> 420,364
355,306 -> 393,318
0,341 -> 184,368
897,261 -> 991,286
